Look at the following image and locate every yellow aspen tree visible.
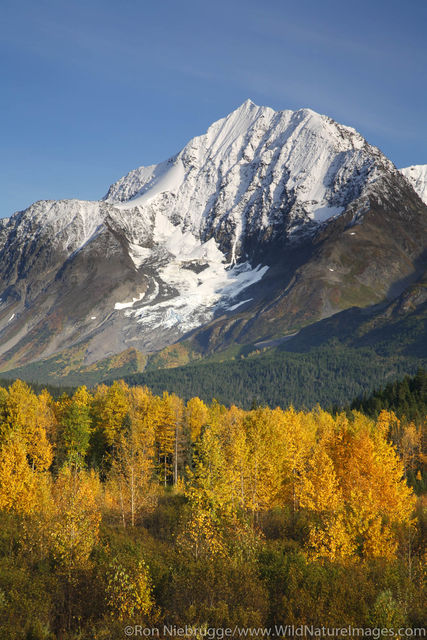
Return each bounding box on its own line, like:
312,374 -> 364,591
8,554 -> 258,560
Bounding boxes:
275,407 -> 317,512
37,388 -> 58,445
48,467 -> 101,573
72,385 -> 93,409
298,447 -> 342,513
0,381 -> 53,515
298,446 -> 354,561
306,513 -> 355,562
244,408 -> 268,517
94,381 -> 130,446
170,393 -> 186,485
107,412 -> 157,528
179,420 -> 229,561
185,410 -> 240,528
0,433 -> 38,514
400,422 -> 422,477
182,405 -> 265,561
371,430 -> 416,521
244,407 -> 286,517
223,405 -> 249,513
185,396 -> 209,442
376,409 -> 399,439
4,380 -> 39,435
176,506 -> 226,560
330,418 -> 416,559
27,423 -> 53,472
312,405 -> 337,442
106,557 -> 154,621
127,386 -> 157,445
89,384 -> 106,426
155,392 -> 177,486
0,381 -> 54,472
362,515 -> 398,559
53,391 -> 72,428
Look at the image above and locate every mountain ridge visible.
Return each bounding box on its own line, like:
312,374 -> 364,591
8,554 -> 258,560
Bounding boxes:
0,100 -> 426,379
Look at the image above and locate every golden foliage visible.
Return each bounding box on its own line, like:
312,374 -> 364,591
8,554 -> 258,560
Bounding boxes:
106,557 -> 153,621
0,434 -> 39,514
0,379 -> 418,567
48,467 -> 101,572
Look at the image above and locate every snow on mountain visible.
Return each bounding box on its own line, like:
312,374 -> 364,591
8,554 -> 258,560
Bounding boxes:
113,159 -> 186,209
3,99 -> 397,274
1,99 -> 419,367
400,165 -> 427,205
113,206 -> 268,334
0,199 -> 105,256
105,99 -> 395,263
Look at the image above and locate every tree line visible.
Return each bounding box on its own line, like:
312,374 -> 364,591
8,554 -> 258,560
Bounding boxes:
351,368 -> 427,424
124,346 -> 423,410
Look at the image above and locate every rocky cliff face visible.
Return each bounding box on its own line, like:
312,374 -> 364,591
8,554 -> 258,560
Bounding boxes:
0,100 -> 425,372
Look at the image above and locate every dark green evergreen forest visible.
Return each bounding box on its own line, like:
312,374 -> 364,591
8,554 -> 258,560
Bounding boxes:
124,347 -> 423,410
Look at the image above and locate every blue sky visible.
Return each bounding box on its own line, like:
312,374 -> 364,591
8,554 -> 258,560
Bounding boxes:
1,0 -> 426,217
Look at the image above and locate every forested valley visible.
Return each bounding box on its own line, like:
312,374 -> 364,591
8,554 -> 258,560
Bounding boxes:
0,376 -> 425,638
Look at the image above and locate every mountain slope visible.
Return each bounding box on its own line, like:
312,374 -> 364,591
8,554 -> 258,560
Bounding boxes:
0,101 -> 426,377
400,164 -> 427,204
178,172 -> 427,354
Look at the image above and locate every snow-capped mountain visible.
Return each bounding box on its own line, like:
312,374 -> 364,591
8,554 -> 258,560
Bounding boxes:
0,100 -> 426,375
104,99 -> 396,260
400,165 -> 427,205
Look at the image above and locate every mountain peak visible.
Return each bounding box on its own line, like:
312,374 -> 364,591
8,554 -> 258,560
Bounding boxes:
237,98 -> 257,109
104,99 -> 392,242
